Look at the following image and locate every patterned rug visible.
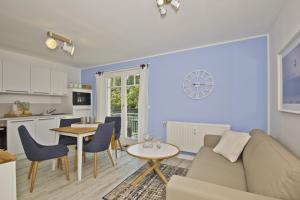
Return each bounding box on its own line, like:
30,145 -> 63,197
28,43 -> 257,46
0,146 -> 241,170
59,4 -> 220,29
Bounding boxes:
103,164 -> 188,200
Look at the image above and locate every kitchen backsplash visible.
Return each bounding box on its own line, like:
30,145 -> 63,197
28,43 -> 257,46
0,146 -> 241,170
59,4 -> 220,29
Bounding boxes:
0,103 -> 69,117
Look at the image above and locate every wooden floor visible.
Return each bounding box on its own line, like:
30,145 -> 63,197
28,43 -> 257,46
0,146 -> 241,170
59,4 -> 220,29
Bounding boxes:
16,150 -> 192,200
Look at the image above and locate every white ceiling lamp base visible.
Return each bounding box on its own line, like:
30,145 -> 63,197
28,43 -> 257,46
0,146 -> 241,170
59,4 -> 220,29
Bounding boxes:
156,0 -> 180,16
46,31 -> 75,56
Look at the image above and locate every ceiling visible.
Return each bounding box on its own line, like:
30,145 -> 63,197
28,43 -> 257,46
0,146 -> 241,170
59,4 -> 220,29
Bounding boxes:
0,0 -> 286,68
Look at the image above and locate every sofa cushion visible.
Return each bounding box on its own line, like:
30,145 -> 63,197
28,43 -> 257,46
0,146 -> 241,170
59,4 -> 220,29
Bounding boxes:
243,129 -> 300,200
213,130 -> 251,162
187,146 -> 247,191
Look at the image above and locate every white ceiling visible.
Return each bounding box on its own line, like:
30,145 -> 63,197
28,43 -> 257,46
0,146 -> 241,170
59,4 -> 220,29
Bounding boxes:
0,0 -> 286,68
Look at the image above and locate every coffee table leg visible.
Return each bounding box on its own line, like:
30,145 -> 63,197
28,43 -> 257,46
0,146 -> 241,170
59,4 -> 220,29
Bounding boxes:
131,160 -> 168,186
131,161 -> 158,186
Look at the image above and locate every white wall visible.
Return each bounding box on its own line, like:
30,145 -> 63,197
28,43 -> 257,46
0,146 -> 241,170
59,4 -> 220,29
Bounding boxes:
269,0 -> 300,157
0,48 -> 80,104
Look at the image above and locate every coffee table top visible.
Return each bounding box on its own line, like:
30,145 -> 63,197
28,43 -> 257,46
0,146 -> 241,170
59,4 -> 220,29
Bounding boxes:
127,143 -> 179,160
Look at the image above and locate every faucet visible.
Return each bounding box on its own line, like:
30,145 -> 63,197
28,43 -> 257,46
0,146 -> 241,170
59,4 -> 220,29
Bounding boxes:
46,106 -> 56,114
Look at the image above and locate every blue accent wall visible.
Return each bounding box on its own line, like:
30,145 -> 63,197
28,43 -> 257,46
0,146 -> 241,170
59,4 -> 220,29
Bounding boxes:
81,37 -> 268,140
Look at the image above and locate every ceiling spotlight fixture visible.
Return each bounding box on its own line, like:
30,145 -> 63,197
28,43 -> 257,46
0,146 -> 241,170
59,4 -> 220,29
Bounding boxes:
45,38 -> 57,50
158,6 -> 167,16
156,0 -> 181,16
62,42 -> 75,56
45,31 -> 75,56
171,0 -> 180,10
156,0 -> 164,6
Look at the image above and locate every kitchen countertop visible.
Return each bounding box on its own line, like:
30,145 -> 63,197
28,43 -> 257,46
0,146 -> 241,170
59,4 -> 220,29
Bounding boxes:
0,150 -> 16,164
0,113 -> 73,121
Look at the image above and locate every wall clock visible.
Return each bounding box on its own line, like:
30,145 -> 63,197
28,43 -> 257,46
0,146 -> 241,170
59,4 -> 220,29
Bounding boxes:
183,70 -> 214,100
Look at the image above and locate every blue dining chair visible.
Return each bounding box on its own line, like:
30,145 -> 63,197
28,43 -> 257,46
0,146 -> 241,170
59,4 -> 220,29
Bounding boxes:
57,118 -> 86,171
59,118 -> 81,145
18,125 -> 70,192
82,122 -> 115,178
105,116 -> 122,158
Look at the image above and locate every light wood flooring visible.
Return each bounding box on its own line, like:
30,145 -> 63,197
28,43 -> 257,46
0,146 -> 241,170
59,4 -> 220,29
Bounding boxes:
16,150 -> 192,200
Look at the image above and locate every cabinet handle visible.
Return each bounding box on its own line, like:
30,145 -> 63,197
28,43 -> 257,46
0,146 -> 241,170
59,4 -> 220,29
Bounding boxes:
5,90 -> 29,94
9,119 -> 35,123
32,91 -> 50,95
39,118 -> 56,120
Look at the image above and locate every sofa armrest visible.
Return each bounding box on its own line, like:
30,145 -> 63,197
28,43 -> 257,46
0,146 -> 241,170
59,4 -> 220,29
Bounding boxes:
204,135 -> 221,148
167,176 -> 281,200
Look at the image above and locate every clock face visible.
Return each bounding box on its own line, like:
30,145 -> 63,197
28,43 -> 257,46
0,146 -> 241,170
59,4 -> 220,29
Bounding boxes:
183,70 -> 214,100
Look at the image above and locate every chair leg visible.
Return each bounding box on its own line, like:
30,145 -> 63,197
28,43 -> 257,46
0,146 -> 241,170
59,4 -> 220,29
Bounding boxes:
30,161 -> 39,193
28,161 -> 34,180
118,139 -> 123,151
107,149 -> 115,167
57,158 -> 63,170
115,147 -> 118,159
74,150 -> 77,172
83,152 -> 87,164
62,156 -> 70,181
93,153 -> 97,178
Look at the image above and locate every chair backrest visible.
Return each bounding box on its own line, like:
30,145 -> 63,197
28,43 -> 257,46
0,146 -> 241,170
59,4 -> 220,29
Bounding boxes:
105,116 -> 121,139
18,125 -> 41,161
60,118 -> 81,128
85,122 -> 115,152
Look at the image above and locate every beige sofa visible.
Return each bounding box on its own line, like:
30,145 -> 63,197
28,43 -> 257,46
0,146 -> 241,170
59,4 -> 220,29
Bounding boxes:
167,129 -> 300,200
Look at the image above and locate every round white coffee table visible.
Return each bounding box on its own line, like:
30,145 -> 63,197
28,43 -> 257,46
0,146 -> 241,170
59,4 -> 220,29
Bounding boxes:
127,142 -> 179,186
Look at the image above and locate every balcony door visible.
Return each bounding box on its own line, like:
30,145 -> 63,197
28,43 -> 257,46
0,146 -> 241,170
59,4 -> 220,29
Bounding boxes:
106,69 -> 140,141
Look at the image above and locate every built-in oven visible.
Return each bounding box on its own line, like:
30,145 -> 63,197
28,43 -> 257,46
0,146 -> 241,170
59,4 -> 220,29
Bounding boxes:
73,91 -> 91,106
0,126 -> 7,150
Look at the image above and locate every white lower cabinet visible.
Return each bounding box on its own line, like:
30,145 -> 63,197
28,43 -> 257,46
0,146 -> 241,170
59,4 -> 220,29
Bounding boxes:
0,161 -> 16,200
6,115 -> 71,156
35,117 -> 57,145
7,119 -> 36,155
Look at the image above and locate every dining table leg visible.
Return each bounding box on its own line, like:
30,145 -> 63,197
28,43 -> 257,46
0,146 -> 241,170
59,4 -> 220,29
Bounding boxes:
77,136 -> 83,181
52,132 -> 60,171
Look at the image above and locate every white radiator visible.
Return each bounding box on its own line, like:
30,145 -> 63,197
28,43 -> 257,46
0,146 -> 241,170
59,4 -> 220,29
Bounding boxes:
166,121 -> 231,153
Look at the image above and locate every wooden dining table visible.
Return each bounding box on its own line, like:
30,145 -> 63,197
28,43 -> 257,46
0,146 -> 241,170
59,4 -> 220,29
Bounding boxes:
50,126 -> 116,181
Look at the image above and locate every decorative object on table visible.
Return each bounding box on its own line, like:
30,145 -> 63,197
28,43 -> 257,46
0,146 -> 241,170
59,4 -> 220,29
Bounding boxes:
143,134 -> 154,148
71,123 -> 100,128
154,137 -> 162,149
156,0 -> 181,16
103,163 -> 188,200
278,30 -> 300,114
68,82 -> 74,88
81,84 -> 92,89
183,70 -> 214,100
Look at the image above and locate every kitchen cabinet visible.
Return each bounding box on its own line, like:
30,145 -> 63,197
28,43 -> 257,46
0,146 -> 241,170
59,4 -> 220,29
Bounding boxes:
7,119 -> 35,155
2,60 -> 30,93
31,66 -> 51,94
35,117 -> 56,145
0,161 -> 16,200
51,70 -> 68,96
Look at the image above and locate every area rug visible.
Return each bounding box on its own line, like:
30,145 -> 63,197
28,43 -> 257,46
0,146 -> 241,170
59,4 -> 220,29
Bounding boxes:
103,164 -> 188,200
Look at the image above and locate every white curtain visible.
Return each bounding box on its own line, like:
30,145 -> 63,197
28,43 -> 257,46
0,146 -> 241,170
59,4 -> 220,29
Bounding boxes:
95,73 -> 107,122
138,66 -> 149,142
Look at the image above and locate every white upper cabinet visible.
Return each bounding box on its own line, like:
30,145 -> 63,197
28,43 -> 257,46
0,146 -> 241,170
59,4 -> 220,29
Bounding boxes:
51,70 -> 68,95
31,66 -> 51,94
2,60 -> 30,93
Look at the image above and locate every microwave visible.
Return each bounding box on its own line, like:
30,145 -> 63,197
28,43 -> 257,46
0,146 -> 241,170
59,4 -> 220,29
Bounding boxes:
73,91 -> 91,106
